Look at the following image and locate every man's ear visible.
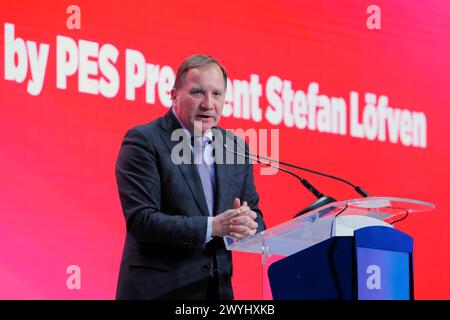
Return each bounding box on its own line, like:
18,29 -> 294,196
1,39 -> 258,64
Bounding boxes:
171,89 -> 177,105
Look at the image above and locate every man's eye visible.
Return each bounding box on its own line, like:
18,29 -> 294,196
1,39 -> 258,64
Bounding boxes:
191,89 -> 204,96
213,91 -> 223,96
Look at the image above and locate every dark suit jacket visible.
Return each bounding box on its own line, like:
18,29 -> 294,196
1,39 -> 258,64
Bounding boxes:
115,110 -> 265,299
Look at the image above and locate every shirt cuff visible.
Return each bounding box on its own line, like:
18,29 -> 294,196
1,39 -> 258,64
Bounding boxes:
205,216 -> 213,243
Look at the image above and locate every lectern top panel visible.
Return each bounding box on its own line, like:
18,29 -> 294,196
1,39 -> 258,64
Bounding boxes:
224,197 -> 434,255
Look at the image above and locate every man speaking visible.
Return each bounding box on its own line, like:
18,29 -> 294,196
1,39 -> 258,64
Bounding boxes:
115,54 -> 265,299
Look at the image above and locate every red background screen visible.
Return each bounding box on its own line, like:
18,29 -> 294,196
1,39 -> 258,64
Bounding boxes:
1,0 -> 449,299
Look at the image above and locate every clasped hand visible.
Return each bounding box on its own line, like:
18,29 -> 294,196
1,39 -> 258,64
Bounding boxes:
212,198 -> 258,240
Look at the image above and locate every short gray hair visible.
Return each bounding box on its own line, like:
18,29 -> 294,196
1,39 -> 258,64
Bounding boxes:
173,54 -> 227,90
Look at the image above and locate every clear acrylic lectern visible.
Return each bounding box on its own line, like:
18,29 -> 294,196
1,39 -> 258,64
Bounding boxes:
224,197 -> 435,299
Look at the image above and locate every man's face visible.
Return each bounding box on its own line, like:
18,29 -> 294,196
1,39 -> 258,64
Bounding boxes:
172,63 -> 226,134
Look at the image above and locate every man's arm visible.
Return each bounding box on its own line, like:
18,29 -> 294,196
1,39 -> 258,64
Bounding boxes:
241,160 -> 266,234
227,139 -> 266,239
116,128 -> 208,248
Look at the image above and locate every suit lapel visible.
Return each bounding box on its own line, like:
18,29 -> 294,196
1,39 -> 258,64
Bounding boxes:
214,162 -> 230,216
159,110 -> 211,217
213,129 -> 234,216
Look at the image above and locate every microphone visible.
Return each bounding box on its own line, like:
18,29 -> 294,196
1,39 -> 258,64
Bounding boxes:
222,130 -> 370,199
213,129 -> 337,217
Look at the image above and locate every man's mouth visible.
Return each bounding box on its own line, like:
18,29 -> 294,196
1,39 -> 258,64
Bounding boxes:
197,115 -> 214,119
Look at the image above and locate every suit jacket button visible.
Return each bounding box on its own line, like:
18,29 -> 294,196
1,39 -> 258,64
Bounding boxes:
201,265 -> 210,272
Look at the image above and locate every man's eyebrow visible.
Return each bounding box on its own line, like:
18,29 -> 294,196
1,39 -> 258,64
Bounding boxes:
189,84 -> 224,92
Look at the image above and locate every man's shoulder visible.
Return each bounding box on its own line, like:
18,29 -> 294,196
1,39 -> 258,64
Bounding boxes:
118,115 -> 168,150
132,117 -> 162,132
125,114 -> 167,137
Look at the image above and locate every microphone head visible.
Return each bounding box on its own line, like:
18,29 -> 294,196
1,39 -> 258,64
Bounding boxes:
294,195 -> 337,218
355,186 -> 370,197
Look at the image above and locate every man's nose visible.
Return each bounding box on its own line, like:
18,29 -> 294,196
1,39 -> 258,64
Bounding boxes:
201,93 -> 214,109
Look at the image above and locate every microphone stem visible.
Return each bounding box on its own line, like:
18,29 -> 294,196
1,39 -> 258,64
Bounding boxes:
234,141 -> 370,198
228,148 -> 324,200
